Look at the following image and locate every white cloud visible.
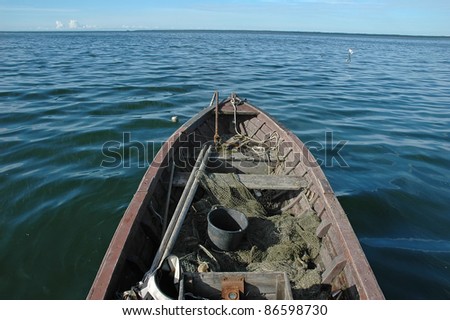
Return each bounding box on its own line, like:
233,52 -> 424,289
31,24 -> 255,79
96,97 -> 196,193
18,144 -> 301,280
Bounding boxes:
61,19 -> 96,30
68,19 -> 79,29
55,20 -> 64,29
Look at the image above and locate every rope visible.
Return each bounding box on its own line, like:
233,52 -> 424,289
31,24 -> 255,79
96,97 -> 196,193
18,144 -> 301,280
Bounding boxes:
230,95 -> 285,171
213,91 -> 220,145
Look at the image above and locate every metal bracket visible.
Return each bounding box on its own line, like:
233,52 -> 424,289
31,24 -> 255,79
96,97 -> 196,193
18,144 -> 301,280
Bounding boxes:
221,276 -> 244,300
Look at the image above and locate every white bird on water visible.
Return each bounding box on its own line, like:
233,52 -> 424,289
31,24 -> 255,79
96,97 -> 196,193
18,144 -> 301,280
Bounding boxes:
347,48 -> 353,63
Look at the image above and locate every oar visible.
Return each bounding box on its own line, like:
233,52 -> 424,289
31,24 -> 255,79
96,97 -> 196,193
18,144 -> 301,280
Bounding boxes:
139,144 -> 212,299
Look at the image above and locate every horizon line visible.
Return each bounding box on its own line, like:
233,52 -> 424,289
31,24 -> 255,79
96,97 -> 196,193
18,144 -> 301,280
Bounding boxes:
0,29 -> 449,38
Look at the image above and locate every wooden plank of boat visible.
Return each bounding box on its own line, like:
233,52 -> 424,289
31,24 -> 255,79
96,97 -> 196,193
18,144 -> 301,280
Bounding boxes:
172,172 -> 309,190
87,93 -> 384,300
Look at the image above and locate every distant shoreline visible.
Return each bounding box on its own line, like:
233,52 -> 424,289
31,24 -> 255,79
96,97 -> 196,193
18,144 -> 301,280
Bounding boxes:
0,29 -> 449,38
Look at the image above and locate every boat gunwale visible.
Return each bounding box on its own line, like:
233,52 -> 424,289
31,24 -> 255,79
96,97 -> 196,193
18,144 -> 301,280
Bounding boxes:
242,99 -> 384,299
87,104 -> 214,299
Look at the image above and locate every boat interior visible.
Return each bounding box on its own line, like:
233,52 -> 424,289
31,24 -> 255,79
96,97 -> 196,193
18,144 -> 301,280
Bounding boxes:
92,94 -> 383,300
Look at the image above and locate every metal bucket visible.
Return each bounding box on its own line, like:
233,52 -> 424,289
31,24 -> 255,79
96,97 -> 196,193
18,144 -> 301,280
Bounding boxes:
207,206 -> 248,251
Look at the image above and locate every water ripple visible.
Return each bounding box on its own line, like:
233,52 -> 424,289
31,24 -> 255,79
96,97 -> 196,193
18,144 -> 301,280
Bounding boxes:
0,31 -> 449,299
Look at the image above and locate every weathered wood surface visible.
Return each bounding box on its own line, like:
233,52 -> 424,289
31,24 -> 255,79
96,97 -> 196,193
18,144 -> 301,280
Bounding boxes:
212,151 -> 282,163
321,254 -> 347,285
180,272 -> 293,300
172,172 -> 308,190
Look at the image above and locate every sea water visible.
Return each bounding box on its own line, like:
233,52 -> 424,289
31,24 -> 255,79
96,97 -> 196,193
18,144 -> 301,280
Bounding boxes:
0,31 -> 449,299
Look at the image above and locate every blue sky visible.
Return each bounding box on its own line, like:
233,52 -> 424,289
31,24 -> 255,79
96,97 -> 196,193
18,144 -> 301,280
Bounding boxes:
0,0 -> 449,36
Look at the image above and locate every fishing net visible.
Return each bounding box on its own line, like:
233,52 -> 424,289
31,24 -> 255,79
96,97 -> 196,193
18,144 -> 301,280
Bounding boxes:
172,172 -> 329,299
199,172 -> 267,218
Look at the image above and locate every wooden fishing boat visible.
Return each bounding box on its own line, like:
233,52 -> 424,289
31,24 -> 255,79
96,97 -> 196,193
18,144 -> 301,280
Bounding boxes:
87,93 -> 384,300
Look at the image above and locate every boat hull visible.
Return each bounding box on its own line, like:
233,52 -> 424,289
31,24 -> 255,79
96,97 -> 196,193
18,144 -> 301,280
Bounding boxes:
87,94 -> 384,300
